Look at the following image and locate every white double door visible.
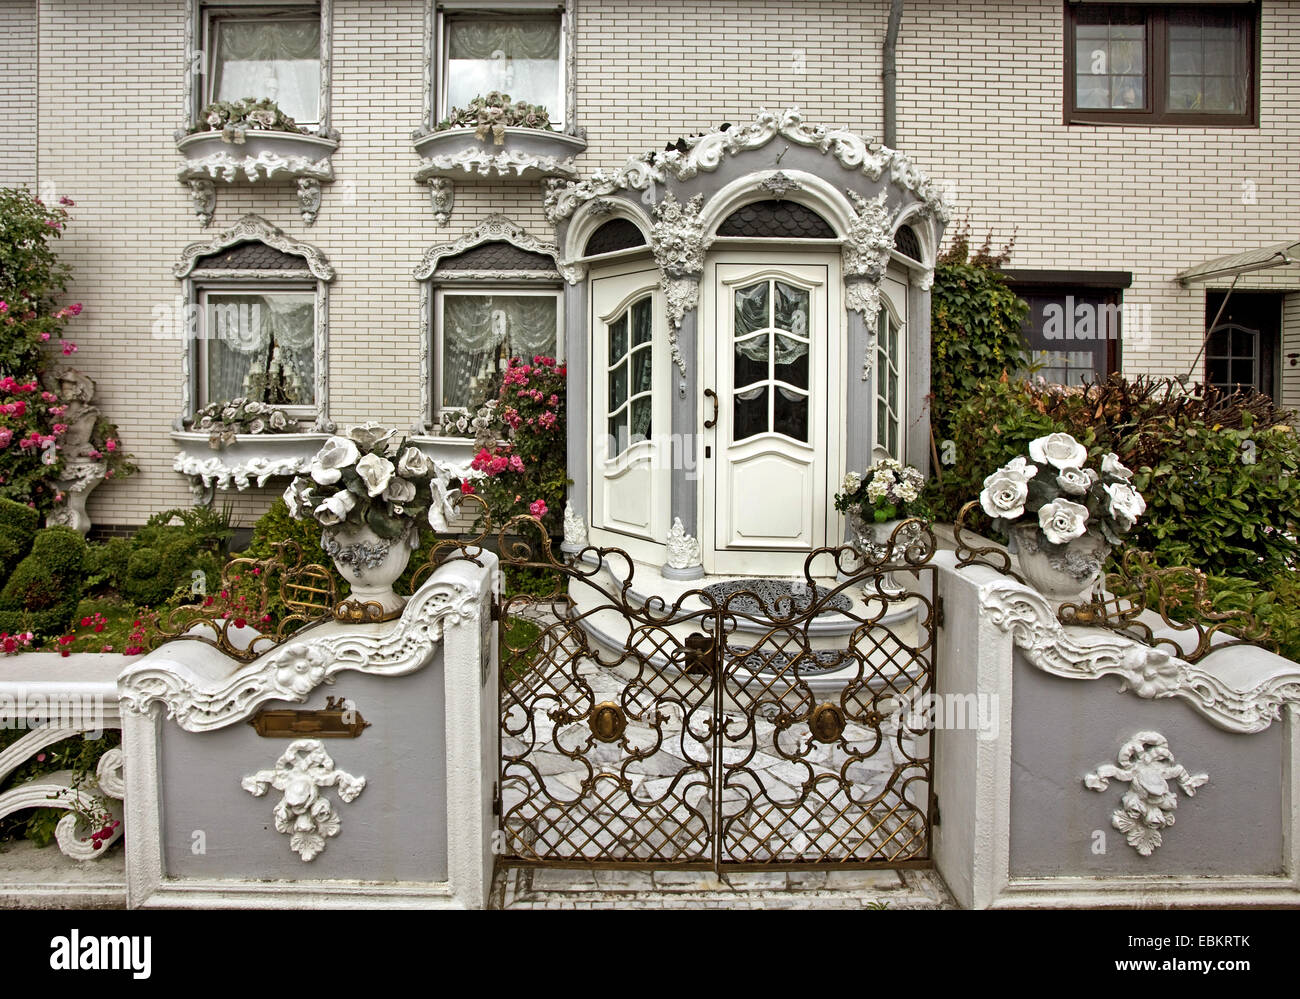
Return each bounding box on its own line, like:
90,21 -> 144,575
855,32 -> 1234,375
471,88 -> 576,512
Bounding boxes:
701,252 -> 843,575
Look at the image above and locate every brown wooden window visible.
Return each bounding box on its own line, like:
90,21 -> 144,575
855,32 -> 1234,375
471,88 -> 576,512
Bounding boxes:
1064,3 -> 1258,126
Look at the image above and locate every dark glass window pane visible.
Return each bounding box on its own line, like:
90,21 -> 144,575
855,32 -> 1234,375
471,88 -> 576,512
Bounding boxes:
734,282 -> 769,335
774,282 -> 810,334
773,388 -> 807,443
734,337 -> 768,388
631,298 -> 652,346
629,396 -> 651,440
608,314 -> 627,362
631,344 -> 653,394
734,387 -> 767,441
773,335 -> 808,390
609,363 -> 627,410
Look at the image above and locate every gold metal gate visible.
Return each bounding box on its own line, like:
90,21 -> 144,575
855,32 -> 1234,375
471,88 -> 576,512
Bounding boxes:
495,517 -> 939,870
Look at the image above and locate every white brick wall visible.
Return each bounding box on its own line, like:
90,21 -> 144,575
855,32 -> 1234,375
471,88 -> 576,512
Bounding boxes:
0,0 -> 37,188
7,0 -> 1299,527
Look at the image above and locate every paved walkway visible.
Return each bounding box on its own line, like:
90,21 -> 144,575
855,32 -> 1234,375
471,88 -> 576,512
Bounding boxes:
492,865 -> 958,909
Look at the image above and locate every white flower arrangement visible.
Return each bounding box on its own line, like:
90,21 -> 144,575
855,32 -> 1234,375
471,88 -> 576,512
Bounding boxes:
978,432 -> 1146,547
835,457 -> 929,523
284,422 -> 442,541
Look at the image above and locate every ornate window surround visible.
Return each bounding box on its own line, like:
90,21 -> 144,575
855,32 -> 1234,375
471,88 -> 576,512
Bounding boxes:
181,0 -> 336,138
173,214 -> 334,432
413,214 -> 562,432
421,0 -> 577,135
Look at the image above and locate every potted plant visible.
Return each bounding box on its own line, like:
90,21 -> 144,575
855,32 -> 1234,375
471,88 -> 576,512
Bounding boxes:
282,423 -> 444,617
978,432 -> 1146,603
835,458 -> 929,553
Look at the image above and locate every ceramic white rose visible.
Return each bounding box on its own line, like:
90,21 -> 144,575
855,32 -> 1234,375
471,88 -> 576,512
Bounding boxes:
284,422 -> 443,616
978,432 -> 1146,604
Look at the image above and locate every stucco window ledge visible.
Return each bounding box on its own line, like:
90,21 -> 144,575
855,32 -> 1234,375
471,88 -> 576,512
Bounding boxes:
176,131 -> 340,227
411,127 -> 586,226
170,430 -> 330,497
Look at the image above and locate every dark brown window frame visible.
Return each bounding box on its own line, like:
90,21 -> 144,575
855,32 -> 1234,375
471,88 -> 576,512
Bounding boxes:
1063,2 -> 1259,127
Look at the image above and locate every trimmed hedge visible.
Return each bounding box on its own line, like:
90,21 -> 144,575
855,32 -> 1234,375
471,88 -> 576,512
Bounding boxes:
0,498 -> 39,582
0,526 -> 87,638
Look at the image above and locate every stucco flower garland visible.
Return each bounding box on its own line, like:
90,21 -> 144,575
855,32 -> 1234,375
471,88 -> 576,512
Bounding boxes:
188,98 -> 306,144
282,423 -> 440,541
979,432 -> 1146,547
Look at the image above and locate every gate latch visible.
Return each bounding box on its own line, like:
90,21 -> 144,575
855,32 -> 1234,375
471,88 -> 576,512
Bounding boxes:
684,632 -> 717,676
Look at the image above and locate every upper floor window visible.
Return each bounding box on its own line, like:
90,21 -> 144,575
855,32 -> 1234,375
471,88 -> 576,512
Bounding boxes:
436,6 -> 565,128
1065,3 -> 1257,126
202,4 -> 324,128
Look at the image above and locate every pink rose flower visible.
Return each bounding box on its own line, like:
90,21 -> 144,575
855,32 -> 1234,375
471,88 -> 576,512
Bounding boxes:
529,499 -> 548,518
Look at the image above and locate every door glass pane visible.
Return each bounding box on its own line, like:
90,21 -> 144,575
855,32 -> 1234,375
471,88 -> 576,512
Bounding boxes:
608,314 -> 627,362
608,414 -> 626,454
629,396 -> 651,440
608,363 -> 627,411
734,282 -> 769,335
212,18 -> 321,125
773,387 -> 807,443
734,335 -> 768,388
733,386 -> 767,442
631,298 -> 652,345
631,344 -> 653,394
773,334 -> 808,389
774,282 -> 809,335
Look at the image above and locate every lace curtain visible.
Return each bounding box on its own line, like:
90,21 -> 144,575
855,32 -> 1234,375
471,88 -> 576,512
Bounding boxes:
206,294 -> 315,407
445,18 -> 561,114
733,283 -> 809,364
213,18 -> 321,124
441,295 -> 557,409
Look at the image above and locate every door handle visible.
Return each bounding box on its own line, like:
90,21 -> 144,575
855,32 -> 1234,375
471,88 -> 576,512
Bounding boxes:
703,388 -> 718,430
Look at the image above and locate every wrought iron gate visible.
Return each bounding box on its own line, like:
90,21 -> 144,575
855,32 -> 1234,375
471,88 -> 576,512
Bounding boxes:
494,517 -> 939,870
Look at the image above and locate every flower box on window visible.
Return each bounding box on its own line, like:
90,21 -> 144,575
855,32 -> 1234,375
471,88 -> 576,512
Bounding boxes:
411,127 -> 585,226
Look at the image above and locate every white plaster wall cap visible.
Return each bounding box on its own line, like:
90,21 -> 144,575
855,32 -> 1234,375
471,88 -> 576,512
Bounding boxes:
117,554 -> 496,733
412,213 -> 559,280
976,574 -> 1300,734
544,107 -> 950,224
173,215 -> 335,281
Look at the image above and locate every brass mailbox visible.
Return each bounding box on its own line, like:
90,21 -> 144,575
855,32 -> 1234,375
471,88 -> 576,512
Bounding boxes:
249,696 -> 371,738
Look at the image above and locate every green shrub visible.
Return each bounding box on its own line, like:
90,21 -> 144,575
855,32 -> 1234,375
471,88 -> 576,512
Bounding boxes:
0,497 -> 39,580
0,526 -> 86,637
934,374 -> 1299,582
85,506 -> 232,607
929,221 -> 1030,443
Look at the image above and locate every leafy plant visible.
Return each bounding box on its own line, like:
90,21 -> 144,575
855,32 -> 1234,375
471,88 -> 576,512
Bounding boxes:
835,458 -> 929,523
0,497 -> 39,581
86,506 -> 233,608
462,355 -> 569,537
433,91 -> 554,142
929,219 -> 1030,444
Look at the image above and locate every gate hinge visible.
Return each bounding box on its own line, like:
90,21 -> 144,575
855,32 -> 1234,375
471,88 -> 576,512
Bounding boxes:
930,794 -> 941,829
490,599 -> 501,622
935,595 -> 945,629
492,781 -> 501,816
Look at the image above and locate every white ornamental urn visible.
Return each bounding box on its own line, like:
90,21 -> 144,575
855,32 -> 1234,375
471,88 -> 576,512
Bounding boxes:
1010,523 -> 1111,605
321,522 -> 417,617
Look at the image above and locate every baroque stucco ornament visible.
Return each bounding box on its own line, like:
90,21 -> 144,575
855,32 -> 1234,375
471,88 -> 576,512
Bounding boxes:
979,577 -> 1300,734
665,517 -> 703,570
544,106 -> 950,224
173,215 -> 335,281
650,193 -> 710,374
1084,732 -> 1207,857
242,739 -> 366,862
843,190 -> 898,379
562,501 -> 588,552
119,576 -> 478,731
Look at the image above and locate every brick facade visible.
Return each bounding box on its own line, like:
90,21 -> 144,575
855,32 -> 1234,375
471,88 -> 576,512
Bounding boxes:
1,0 -> 1297,527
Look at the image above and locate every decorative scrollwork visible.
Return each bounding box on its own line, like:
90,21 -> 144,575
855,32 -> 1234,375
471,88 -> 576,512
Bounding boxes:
952,500 -> 1024,582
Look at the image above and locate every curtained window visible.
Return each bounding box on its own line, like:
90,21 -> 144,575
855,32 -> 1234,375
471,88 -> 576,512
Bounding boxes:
441,13 -> 563,124
437,291 -> 560,411
199,290 -> 317,409
207,11 -> 322,126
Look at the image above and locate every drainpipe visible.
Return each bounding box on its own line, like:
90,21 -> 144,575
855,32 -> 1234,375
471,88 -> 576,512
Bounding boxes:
883,0 -> 905,147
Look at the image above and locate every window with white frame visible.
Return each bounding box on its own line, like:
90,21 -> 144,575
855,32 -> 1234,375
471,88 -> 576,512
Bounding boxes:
204,4 -> 323,127
605,296 -> 653,456
436,288 -> 561,412
197,286 -> 318,413
874,306 -> 903,461
436,7 -> 565,127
